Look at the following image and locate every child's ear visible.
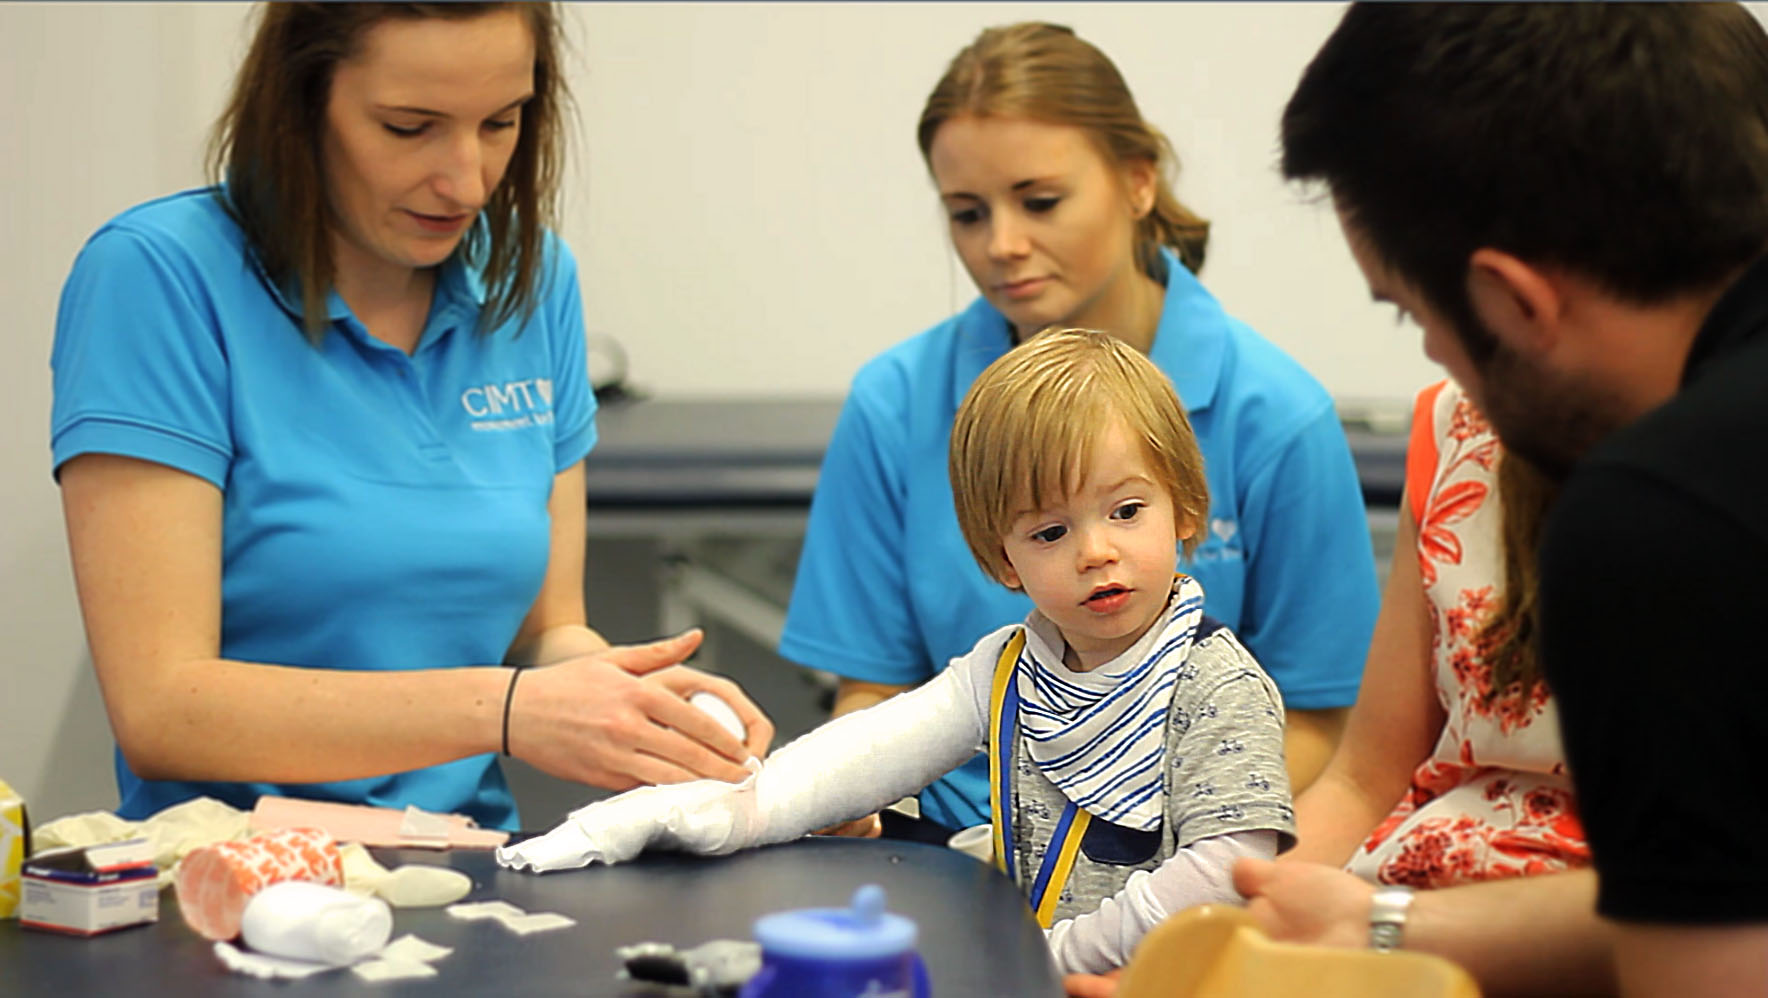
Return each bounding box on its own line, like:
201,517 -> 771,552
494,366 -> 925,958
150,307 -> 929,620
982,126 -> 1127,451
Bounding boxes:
998,551 -> 1023,591
1174,514 -> 1199,543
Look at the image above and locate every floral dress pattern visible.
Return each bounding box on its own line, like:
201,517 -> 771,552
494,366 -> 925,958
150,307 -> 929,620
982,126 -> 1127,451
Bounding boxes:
1345,381 -> 1590,888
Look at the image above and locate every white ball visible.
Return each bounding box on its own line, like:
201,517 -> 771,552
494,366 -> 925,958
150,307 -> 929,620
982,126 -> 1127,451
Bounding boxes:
689,690 -> 747,742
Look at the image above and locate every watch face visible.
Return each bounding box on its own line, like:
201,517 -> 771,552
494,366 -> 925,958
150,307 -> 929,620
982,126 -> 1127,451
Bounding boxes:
1370,921 -> 1404,952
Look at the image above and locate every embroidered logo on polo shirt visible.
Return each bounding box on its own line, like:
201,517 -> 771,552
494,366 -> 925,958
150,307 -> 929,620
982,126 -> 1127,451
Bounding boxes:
1189,517 -> 1244,563
461,377 -> 554,431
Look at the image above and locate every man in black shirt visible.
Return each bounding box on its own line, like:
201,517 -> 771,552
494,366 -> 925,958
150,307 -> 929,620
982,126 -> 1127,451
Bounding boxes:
1269,5 -> 1768,996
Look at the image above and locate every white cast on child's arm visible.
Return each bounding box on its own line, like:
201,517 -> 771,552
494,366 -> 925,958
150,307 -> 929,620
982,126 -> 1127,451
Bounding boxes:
497,657 -> 992,872
1045,829 -> 1277,974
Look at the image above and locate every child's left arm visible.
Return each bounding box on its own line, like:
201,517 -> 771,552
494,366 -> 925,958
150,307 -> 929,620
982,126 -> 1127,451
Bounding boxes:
1045,829 -> 1277,974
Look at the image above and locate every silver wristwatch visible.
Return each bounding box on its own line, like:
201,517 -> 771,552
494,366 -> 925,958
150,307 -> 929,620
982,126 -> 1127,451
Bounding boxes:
1368,885 -> 1416,952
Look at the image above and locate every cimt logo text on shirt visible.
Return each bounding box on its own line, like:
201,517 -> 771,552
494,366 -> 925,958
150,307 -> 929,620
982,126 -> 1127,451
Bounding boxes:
460,378 -> 554,418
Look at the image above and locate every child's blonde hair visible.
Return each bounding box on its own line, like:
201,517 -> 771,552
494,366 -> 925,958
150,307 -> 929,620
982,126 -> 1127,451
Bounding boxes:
950,328 -> 1209,588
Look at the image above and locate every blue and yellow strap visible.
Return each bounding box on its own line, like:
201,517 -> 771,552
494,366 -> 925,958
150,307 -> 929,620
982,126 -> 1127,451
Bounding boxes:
987,629 -> 1025,877
987,628 -> 1095,929
1030,802 -> 1091,928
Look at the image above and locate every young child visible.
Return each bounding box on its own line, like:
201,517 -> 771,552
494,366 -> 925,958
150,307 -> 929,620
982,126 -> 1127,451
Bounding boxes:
498,329 -> 1295,974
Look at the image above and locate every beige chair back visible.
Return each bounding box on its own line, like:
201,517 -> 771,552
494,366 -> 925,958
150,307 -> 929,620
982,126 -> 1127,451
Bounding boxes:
1115,904 -> 1481,998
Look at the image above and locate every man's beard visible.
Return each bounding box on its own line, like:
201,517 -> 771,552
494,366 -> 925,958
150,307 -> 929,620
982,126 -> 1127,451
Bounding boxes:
1461,324 -> 1633,482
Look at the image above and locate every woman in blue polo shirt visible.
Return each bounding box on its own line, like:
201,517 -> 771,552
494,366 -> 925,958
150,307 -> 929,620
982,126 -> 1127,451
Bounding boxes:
49,2 -> 771,831
779,22 -> 1379,839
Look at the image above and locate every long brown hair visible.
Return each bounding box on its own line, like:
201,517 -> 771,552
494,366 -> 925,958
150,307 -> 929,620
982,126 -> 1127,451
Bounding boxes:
918,22 -> 1211,276
206,2 -> 569,340
1479,450 -> 1560,701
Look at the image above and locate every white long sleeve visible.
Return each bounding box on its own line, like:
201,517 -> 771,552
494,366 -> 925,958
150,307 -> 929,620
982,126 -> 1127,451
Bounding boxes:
1043,829 -> 1276,975
497,647 -> 996,872
745,663 -> 985,842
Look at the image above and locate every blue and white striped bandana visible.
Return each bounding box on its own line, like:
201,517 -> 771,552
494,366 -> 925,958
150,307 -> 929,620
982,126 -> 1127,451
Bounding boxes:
1015,575 -> 1204,832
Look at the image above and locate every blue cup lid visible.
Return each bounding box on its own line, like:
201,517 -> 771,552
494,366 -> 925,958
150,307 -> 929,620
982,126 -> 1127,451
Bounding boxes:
752,885 -> 918,961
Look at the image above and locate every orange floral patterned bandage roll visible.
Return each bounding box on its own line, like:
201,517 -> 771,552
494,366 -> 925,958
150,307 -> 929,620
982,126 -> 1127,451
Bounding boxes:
173,827 -> 343,940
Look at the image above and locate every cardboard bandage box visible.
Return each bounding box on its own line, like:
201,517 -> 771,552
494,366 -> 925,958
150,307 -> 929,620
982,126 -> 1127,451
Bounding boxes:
20,838 -> 159,936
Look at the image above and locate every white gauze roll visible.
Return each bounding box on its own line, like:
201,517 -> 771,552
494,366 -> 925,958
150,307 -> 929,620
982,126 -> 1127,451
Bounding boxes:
240,881 -> 393,966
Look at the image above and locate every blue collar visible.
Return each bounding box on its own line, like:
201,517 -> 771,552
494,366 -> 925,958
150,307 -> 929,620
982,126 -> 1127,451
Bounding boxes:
949,246 -> 1229,414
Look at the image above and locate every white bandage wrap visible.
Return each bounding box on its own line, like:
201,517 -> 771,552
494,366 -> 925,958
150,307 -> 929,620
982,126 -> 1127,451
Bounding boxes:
496,667 -> 985,873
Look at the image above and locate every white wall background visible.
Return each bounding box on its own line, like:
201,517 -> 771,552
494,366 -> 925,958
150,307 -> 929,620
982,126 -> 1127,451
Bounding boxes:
1,2 -> 1446,822
569,2 -> 1441,402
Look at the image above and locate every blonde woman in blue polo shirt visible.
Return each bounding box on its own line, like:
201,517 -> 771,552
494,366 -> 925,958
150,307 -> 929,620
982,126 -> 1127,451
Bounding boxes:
49,2 -> 771,831
781,22 -> 1378,840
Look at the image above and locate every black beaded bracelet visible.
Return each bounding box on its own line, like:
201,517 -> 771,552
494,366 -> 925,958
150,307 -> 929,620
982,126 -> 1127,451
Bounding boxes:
501,665 -> 527,757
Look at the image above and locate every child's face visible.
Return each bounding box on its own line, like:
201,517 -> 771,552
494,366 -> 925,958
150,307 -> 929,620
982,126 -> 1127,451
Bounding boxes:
998,419 -> 1192,672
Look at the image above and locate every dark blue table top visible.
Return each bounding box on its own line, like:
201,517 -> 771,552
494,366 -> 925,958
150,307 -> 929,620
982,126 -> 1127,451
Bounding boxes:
2,837 -> 1063,997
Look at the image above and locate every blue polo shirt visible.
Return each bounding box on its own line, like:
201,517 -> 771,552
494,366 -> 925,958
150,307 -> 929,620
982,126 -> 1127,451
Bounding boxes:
779,248 -> 1378,831
49,189 -> 596,830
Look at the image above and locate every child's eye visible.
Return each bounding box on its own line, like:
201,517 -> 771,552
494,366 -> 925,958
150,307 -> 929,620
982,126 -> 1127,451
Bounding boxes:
1024,196 -> 1060,214
1111,502 -> 1144,521
948,207 -> 983,226
484,117 -> 519,133
1031,524 -> 1067,544
384,122 -> 428,138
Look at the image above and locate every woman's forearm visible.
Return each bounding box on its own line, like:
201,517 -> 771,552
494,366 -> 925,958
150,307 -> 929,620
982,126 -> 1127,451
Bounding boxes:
508,622 -> 612,666
1285,767 -> 1395,867
1282,706 -> 1348,792
108,656 -> 509,784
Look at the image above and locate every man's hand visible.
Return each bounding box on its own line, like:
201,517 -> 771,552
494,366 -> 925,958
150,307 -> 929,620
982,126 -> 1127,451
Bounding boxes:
1232,857 -> 1374,949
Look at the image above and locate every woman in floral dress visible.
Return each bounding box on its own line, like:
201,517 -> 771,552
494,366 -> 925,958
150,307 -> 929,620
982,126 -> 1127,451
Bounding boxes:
1342,380 -> 1586,885
1226,379 -> 1610,995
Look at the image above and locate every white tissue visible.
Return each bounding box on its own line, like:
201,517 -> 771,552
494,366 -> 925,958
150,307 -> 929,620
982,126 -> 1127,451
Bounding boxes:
445,900 -> 526,921
349,934 -> 453,982
503,912 -> 576,934
443,899 -> 574,934
240,881 -> 393,966
213,941 -> 334,980
381,934 -> 454,962
352,958 -> 439,982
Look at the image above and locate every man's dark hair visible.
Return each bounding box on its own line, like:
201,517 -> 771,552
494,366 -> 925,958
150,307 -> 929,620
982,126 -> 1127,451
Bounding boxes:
1283,3 -> 1768,353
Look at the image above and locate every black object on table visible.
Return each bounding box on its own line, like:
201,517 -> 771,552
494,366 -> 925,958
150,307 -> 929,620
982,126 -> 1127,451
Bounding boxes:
1,837 -> 1063,997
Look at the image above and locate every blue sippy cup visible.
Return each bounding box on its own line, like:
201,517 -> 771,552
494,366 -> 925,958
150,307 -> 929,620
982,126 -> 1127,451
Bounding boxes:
738,884 -> 932,998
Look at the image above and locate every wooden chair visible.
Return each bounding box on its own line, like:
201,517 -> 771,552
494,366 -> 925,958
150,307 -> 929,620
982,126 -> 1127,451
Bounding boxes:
1115,905 -> 1481,998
